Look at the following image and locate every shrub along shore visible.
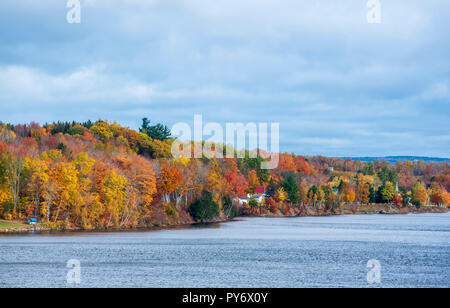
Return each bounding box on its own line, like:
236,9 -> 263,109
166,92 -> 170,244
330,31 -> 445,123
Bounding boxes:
1,204 -> 447,234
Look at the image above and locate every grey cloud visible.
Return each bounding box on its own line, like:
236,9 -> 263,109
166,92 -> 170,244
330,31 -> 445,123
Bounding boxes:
0,0 -> 449,157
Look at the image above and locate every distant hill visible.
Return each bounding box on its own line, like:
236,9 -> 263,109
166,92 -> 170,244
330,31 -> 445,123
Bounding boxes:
344,156 -> 450,164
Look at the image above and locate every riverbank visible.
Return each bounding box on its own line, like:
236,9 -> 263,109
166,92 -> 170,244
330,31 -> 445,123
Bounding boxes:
243,203 -> 449,218
340,204 -> 449,215
0,216 -> 231,234
0,220 -> 32,233
1,204 -> 448,234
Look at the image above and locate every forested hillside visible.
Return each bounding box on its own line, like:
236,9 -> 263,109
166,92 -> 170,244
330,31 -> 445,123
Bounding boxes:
0,120 -> 449,230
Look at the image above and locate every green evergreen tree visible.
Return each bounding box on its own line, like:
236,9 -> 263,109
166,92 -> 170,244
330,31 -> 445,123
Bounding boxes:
282,175 -> 300,204
140,118 -> 171,141
188,190 -> 220,221
363,163 -> 374,176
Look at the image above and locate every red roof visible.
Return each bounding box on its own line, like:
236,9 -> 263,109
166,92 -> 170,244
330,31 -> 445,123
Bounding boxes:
255,186 -> 265,194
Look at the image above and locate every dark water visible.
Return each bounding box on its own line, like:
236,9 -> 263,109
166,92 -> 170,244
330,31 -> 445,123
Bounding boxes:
1,213 -> 449,288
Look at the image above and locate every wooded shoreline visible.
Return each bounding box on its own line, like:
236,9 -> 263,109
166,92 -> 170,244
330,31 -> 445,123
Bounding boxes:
1,120 -> 449,234
1,204 -> 447,234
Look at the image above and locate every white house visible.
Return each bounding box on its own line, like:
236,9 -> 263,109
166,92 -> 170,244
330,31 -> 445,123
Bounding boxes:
236,186 -> 267,207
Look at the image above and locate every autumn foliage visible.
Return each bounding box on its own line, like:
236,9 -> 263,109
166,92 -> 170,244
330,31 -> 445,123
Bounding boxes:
0,120 -> 449,229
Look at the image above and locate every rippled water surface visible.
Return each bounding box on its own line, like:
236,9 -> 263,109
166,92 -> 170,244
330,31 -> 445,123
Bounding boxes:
1,213 -> 449,288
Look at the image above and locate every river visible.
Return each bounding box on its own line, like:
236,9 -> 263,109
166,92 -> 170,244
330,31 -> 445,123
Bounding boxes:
1,213 -> 449,288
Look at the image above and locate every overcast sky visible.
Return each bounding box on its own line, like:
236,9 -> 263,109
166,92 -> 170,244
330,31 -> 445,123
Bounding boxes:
0,0 -> 449,157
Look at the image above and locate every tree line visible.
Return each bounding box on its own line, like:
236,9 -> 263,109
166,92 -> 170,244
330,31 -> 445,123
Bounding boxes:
0,119 -> 449,228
